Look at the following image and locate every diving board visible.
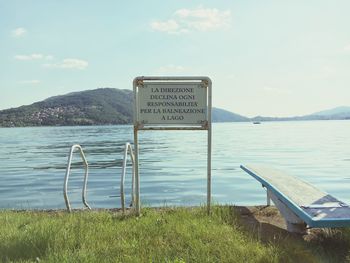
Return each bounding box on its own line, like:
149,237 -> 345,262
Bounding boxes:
241,164 -> 350,232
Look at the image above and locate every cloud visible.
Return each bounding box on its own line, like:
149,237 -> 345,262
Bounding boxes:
150,20 -> 184,34
15,54 -> 43,60
155,64 -> 185,74
12,27 -> 27,38
175,7 -> 231,31
44,58 -> 88,70
15,54 -> 86,70
18,80 -> 41,85
150,7 -> 231,34
14,54 -> 53,61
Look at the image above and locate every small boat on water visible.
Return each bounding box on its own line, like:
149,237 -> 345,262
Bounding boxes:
253,121 -> 261,124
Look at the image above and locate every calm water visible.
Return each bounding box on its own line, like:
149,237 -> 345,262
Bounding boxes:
0,121 -> 349,210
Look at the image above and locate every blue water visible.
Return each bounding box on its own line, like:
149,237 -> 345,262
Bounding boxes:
0,121 -> 349,210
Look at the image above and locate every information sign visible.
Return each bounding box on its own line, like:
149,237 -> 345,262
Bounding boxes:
136,83 -> 208,126
133,76 -> 212,215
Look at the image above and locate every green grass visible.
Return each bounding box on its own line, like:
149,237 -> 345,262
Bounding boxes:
0,206 -> 350,262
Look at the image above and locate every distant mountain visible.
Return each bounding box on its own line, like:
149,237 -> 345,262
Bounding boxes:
311,106 -> 350,119
212,107 -> 249,122
0,88 -> 133,127
0,88 -> 248,127
250,106 -> 350,122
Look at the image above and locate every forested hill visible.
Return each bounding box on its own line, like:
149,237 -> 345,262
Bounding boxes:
0,88 -> 133,127
0,88 -> 246,127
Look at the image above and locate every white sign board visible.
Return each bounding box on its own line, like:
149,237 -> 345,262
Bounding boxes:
133,76 -> 212,216
136,82 -> 208,127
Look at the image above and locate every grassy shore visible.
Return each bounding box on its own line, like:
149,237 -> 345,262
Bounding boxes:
1,206 -> 350,262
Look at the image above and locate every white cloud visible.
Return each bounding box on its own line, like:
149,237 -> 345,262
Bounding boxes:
15,54 -> 43,60
150,20 -> 183,34
44,58 -> 88,70
150,7 -> 231,34
15,54 -> 86,70
12,27 -> 27,38
18,80 -> 41,85
175,7 -> 231,31
14,54 -> 53,61
155,64 -> 185,74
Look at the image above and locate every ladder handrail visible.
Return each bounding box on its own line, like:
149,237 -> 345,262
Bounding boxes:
120,142 -> 135,212
64,144 -> 91,212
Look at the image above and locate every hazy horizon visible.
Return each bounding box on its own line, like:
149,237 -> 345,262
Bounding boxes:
1,1 -> 350,117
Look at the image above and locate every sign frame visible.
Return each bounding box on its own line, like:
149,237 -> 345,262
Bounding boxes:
133,76 -> 212,215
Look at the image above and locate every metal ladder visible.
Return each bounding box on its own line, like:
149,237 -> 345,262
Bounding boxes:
120,142 -> 136,212
63,143 -> 135,213
63,144 -> 91,212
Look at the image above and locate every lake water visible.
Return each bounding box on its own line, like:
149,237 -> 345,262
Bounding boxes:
0,121 -> 349,210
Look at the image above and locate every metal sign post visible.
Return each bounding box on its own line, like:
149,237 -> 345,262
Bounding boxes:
133,76 -> 212,215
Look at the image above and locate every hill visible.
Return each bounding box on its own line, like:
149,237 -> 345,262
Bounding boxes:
0,88 -> 133,127
0,88 -> 247,127
311,106 -> 350,119
212,107 -> 249,122
251,106 -> 350,122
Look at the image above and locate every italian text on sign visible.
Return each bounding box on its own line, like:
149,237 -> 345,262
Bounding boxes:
136,82 -> 208,126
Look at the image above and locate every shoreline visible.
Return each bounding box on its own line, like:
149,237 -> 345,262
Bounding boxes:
0,205 -> 317,234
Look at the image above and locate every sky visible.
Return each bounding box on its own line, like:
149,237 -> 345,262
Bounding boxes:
0,0 -> 350,117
